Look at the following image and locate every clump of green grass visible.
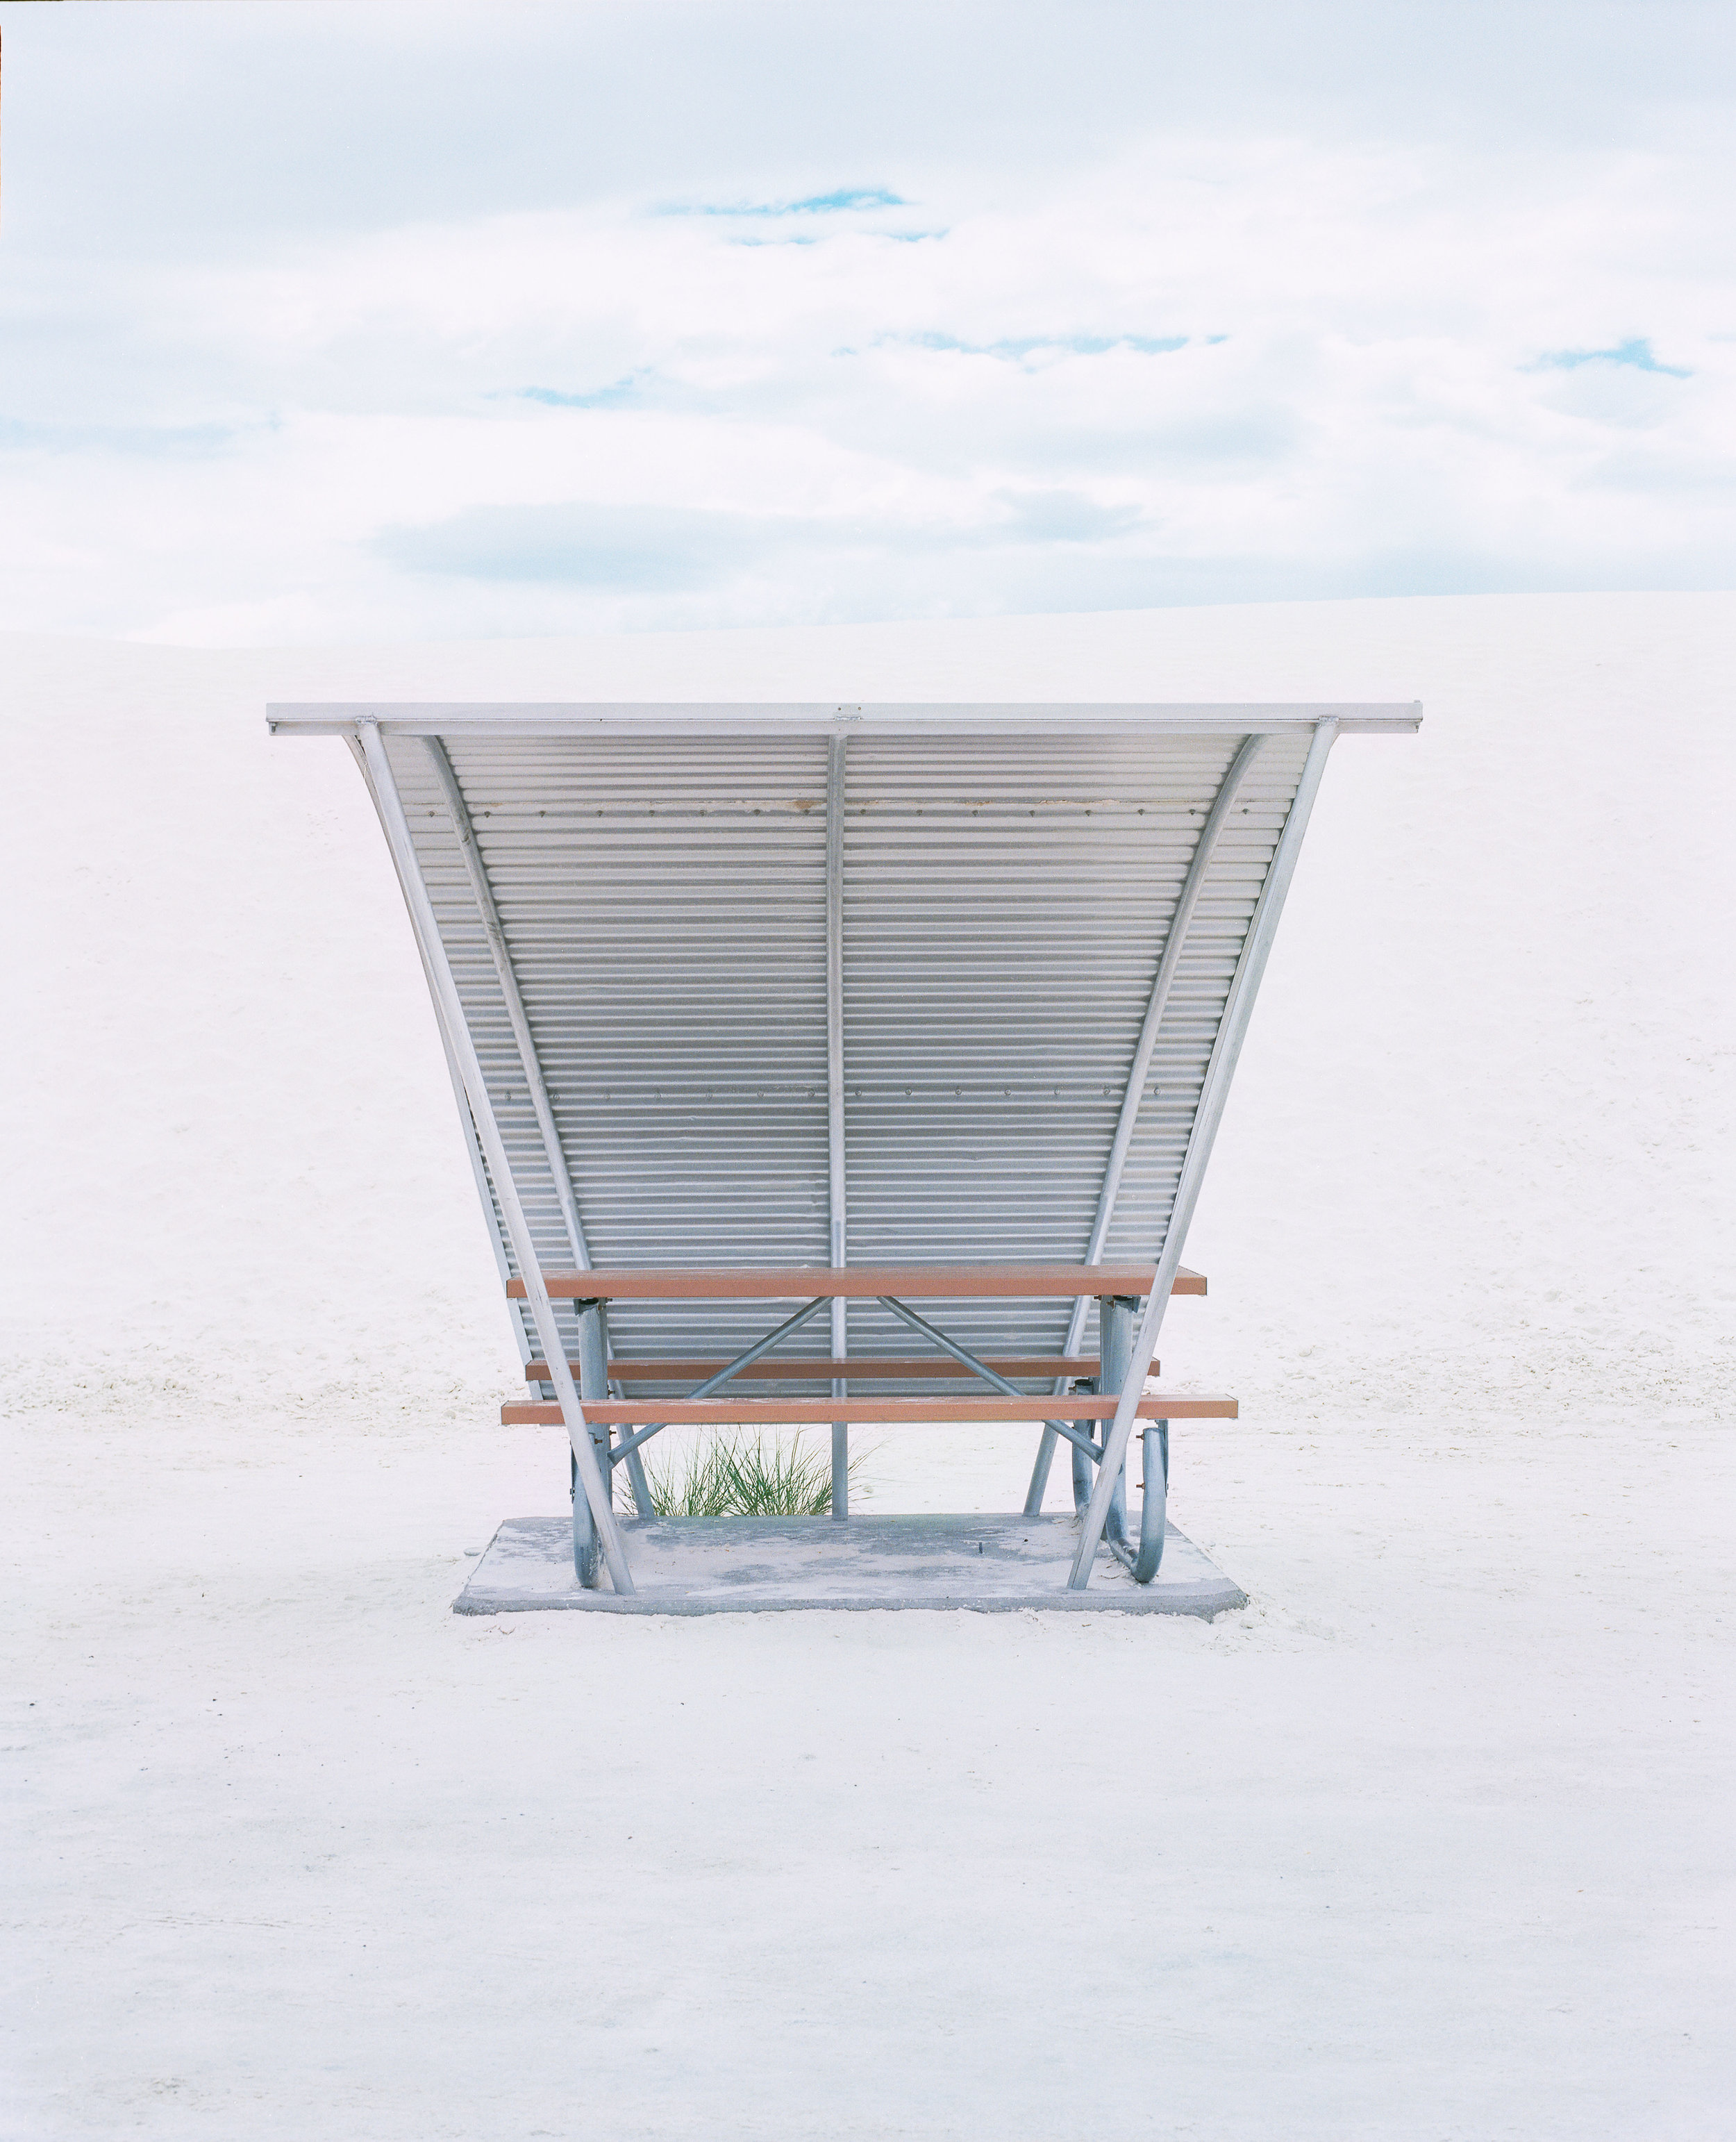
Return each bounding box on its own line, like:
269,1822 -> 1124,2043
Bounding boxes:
630,1431 -> 870,1518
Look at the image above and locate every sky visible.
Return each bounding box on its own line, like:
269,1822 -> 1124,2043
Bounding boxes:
0,0 -> 1731,645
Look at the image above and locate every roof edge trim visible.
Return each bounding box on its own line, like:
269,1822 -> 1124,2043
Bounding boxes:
267,700 -> 1423,738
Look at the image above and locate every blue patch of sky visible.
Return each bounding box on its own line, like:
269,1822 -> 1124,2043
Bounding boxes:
381,485 -> 1171,595
1534,337 -> 1690,378
0,416 -> 243,456
788,187 -> 904,213
658,185 -> 906,219
733,229 -> 946,249
515,378 -> 642,410
905,332 -> 1190,358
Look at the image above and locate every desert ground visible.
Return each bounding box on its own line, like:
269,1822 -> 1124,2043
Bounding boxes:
3,591 -> 1731,2138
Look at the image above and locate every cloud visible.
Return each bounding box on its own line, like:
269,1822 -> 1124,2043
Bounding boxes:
992,490 -> 1148,542
376,502 -> 779,590
375,488 -> 1153,595
6,1 -> 1730,265
0,5 -> 1730,641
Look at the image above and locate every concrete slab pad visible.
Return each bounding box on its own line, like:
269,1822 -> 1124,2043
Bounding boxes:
453,1512 -> 1248,1617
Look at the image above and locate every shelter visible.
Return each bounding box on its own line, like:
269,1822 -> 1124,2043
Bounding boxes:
270,701 -> 1419,1610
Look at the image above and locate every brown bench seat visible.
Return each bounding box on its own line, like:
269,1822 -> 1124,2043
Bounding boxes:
508,1263 -> 1207,1301
526,1354 -> 1117,1383
502,1393 -> 1236,1427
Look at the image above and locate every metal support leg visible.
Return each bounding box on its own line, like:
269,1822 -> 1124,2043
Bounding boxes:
830,1299 -> 848,1519
619,1429 -> 655,1518
574,1302 -> 614,1585
568,1445 -> 596,1586
620,1447 -> 653,1515
597,1304 -> 654,1516
1099,1295 -> 1135,1551
1133,1421 -> 1169,1584
1070,1384 -> 1096,1513
1027,1423 -> 1062,1515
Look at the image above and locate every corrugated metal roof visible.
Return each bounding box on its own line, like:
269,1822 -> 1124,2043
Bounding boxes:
281,705 -> 1411,1391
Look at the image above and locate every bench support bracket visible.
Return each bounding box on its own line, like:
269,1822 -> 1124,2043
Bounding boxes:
603,1296 -> 831,1466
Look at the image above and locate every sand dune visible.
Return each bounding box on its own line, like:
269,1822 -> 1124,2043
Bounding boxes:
3,592 -> 1730,2138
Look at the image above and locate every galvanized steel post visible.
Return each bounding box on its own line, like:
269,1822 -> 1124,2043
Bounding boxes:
827,731 -> 849,1518
574,1302 -> 613,1579
1133,1420 -> 1169,1584
1099,1295 -> 1135,1546
1069,1386 -> 1096,1513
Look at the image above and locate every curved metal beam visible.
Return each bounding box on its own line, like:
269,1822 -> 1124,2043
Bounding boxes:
1025,732 -> 1267,1514
424,738 -> 592,1275
1069,718 -> 1341,1588
424,738 -> 655,1521
344,736 -> 529,1354
358,721 -> 633,1595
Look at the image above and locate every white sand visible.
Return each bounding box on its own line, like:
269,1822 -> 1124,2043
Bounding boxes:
3,592 -> 1731,2137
